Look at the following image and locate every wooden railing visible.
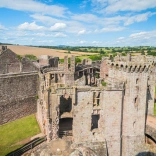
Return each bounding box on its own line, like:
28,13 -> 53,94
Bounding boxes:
6,136 -> 47,156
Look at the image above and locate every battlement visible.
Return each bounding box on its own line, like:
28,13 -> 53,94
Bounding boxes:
102,54 -> 155,73
108,62 -> 151,73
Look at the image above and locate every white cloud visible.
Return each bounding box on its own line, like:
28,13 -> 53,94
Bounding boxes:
31,14 -> 86,34
71,12 -> 155,28
91,0 -> 156,14
18,22 -> 45,31
118,37 -> 125,40
78,29 -> 91,35
0,24 -> 7,30
33,33 -> 46,36
54,32 -> 67,37
78,29 -> 86,35
106,0 -> 156,13
114,30 -> 156,46
36,40 -> 53,43
0,0 -> 67,17
101,26 -> 125,32
129,31 -> 149,38
50,23 -> 66,31
79,40 -> 87,44
30,14 -> 60,25
29,12 -> 155,37
124,12 -> 153,26
80,0 -> 90,8
71,14 -> 98,23
92,41 -> 102,45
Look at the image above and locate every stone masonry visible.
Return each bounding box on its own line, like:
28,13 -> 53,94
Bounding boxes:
1,45 -> 156,155
0,47 -> 39,124
36,53 -> 156,155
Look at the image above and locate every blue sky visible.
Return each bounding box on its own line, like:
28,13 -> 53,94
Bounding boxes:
0,0 -> 156,46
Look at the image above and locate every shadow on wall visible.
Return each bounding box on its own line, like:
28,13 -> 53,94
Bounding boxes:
136,152 -> 156,156
60,95 -> 72,115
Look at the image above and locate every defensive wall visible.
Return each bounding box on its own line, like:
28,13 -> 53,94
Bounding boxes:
0,47 -> 39,125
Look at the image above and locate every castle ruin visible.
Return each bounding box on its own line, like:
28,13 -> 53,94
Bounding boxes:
37,52 -> 156,155
0,46 -> 156,155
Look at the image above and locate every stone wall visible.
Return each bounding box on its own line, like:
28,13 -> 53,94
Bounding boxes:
72,88 -> 123,156
75,75 -> 86,86
21,58 -> 38,72
103,90 -> 123,156
0,49 -> 21,74
0,72 -> 39,125
100,59 -> 108,78
73,90 -> 93,143
0,49 -> 38,74
64,73 -> 74,86
122,72 -> 148,156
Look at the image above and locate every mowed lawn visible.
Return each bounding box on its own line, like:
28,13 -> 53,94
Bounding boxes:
0,114 -> 40,155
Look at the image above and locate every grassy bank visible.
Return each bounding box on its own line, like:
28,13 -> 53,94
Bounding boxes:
154,103 -> 156,116
0,114 -> 40,155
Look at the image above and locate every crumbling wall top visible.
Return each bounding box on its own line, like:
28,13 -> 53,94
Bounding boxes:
0,45 -> 7,54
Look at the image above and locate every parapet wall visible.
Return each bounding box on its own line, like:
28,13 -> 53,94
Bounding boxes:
0,72 -> 39,125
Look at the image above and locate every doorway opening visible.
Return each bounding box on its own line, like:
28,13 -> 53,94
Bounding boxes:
59,118 -> 73,138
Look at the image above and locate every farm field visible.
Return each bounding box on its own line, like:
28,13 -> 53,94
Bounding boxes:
7,45 -> 97,59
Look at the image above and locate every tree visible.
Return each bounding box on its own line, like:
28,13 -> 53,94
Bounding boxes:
75,57 -> 81,64
100,49 -> 105,55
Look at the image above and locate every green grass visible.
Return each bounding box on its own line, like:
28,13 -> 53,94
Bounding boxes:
0,114 -> 40,156
154,103 -> 156,116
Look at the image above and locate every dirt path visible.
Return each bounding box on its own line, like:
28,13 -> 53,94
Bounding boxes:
147,115 -> 156,129
13,133 -> 45,146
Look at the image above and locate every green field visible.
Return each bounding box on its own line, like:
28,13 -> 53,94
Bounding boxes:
0,114 -> 40,156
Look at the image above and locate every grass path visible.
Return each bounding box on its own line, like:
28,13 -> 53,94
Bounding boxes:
0,114 -> 40,155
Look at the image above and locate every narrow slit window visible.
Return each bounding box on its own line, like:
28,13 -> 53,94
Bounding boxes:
93,92 -> 100,106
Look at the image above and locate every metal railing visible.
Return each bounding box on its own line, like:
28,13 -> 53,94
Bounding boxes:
59,130 -> 72,138
6,136 -> 47,156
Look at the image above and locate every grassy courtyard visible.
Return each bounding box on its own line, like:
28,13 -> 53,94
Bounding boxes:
0,114 -> 40,156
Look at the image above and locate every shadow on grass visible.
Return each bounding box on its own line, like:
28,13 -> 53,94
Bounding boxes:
6,137 -> 46,156
136,152 -> 156,156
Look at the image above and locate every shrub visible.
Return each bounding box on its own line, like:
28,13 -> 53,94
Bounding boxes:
75,57 -> 81,64
101,81 -> 107,86
59,59 -> 64,63
25,54 -> 37,61
89,55 -> 102,61
17,54 -> 23,61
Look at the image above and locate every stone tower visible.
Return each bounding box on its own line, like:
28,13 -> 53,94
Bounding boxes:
104,54 -> 155,155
